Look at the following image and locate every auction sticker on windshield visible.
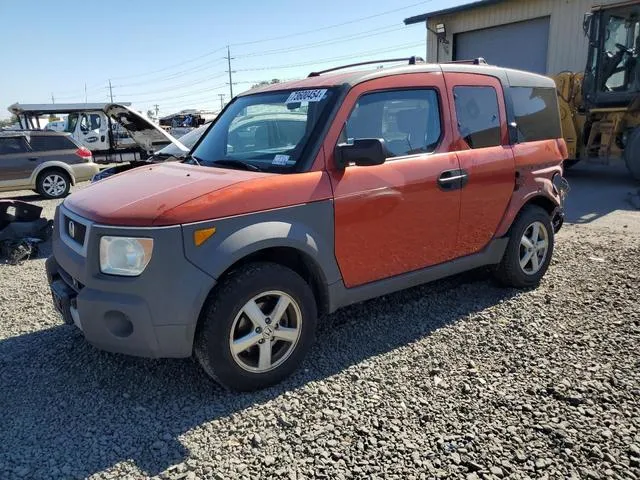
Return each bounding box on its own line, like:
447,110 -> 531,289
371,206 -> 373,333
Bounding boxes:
285,89 -> 327,103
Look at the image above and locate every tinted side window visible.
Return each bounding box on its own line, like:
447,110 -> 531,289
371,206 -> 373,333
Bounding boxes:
30,135 -> 77,151
454,86 -> 501,149
0,137 -> 29,155
509,87 -> 561,142
344,89 -> 441,157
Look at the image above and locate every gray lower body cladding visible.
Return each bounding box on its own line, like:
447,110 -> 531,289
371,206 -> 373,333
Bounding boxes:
47,200 -> 509,360
47,205 -> 215,358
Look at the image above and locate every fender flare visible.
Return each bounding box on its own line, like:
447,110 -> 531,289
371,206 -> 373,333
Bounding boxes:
183,219 -> 342,285
494,184 -> 559,238
30,161 -> 77,187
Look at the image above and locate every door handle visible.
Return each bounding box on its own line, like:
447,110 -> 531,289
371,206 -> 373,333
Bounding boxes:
438,169 -> 469,190
28,157 -> 38,162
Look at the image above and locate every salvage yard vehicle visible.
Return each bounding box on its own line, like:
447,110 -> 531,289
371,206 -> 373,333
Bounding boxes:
90,122 -> 210,182
552,0 -> 640,179
7,103 -> 184,163
0,130 -> 99,199
46,57 -> 569,391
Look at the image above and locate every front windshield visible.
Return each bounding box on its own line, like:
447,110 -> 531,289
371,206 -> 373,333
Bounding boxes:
191,89 -> 335,172
158,123 -> 209,157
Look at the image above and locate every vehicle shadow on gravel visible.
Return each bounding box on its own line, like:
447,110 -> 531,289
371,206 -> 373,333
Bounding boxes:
0,269 -> 519,478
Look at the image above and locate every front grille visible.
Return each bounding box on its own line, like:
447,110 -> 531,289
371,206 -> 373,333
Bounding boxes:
63,214 -> 87,246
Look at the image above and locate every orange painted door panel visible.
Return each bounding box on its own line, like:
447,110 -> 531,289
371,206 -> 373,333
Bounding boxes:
325,73 -> 462,288
331,154 -> 461,287
443,72 -> 515,256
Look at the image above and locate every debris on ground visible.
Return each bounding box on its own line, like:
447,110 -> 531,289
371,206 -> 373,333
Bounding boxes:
0,200 -> 53,265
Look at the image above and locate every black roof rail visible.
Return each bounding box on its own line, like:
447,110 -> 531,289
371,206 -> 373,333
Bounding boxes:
308,56 -> 424,77
443,57 -> 488,65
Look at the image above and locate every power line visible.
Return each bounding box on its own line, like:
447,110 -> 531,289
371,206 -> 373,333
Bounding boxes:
234,24 -> 405,59
113,72 -> 227,97
235,41 -> 424,72
117,83 -> 228,104
231,0 -> 434,47
111,59 -> 226,89
110,46 -> 227,81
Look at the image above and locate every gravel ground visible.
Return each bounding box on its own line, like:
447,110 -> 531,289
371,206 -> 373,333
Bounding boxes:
0,184 -> 639,480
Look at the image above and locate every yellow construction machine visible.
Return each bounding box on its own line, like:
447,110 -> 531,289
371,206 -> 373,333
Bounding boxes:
552,0 -> 640,179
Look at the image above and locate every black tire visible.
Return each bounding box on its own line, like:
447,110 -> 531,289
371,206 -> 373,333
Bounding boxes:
493,205 -> 555,288
624,128 -> 640,181
36,169 -> 71,199
194,262 -> 317,391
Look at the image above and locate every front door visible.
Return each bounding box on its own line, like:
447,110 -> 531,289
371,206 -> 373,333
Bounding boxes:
78,112 -> 109,150
326,74 -> 462,288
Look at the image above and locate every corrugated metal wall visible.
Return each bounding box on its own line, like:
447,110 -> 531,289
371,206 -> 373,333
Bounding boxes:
424,0 -> 622,74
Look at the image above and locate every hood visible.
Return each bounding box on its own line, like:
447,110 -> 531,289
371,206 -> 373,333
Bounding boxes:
64,162 -> 270,226
64,163 -> 334,227
104,103 -> 187,153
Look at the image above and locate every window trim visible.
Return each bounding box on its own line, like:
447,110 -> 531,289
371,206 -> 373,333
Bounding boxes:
336,86 -> 445,164
452,84 -> 504,149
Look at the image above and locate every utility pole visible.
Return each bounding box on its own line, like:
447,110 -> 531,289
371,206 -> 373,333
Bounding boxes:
51,93 -> 55,104
225,46 -> 235,99
218,93 -> 225,110
154,104 -> 159,118
84,83 -> 87,103
108,79 -> 114,102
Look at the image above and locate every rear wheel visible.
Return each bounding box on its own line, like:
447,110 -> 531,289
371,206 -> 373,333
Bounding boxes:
624,128 -> 640,181
37,169 -> 70,199
494,205 -> 554,288
194,262 -> 317,391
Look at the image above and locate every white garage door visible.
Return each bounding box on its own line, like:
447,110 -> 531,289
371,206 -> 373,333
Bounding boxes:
454,17 -> 550,74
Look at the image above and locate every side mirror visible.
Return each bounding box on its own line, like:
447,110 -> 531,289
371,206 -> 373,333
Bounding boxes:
335,138 -> 387,168
583,13 -> 592,37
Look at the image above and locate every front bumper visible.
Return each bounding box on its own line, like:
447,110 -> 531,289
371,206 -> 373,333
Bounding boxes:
46,205 -> 216,358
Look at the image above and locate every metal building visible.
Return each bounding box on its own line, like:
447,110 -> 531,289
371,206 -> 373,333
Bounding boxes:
404,0 -> 622,75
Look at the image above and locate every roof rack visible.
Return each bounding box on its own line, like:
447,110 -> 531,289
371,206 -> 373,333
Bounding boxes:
308,56 -> 424,77
443,57 -> 488,65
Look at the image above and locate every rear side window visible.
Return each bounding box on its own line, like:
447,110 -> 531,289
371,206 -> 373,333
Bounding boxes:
30,135 -> 77,151
509,87 -> 561,142
0,137 -> 29,155
343,89 -> 441,157
453,86 -> 501,149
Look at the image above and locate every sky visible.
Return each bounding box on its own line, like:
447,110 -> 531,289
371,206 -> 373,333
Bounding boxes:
0,0 -> 464,119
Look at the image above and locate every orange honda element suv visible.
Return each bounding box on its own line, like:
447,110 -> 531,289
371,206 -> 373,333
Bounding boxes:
46,57 -> 569,391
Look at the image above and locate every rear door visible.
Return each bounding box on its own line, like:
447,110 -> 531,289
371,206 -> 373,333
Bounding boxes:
326,73 -> 462,288
0,136 -> 34,182
443,73 -> 515,256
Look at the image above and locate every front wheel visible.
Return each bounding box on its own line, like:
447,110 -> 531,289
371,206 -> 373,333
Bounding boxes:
194,262 -> 317,391
494,205 -> 555,288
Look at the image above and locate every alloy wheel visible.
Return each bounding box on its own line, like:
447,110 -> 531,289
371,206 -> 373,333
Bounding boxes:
229,290 -> 302,373
42,174 -> 67,197
519,221 -> 549,275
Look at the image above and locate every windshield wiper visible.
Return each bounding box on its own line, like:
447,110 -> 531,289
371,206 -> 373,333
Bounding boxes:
212,159 -> 262,172
183,153 -> 203,166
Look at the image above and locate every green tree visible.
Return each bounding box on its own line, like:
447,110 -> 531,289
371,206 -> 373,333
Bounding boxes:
0,115 -> 18,128
251,78 -> 281,89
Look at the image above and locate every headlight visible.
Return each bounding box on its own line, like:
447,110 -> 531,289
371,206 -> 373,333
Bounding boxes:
99,236 -> 153,276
